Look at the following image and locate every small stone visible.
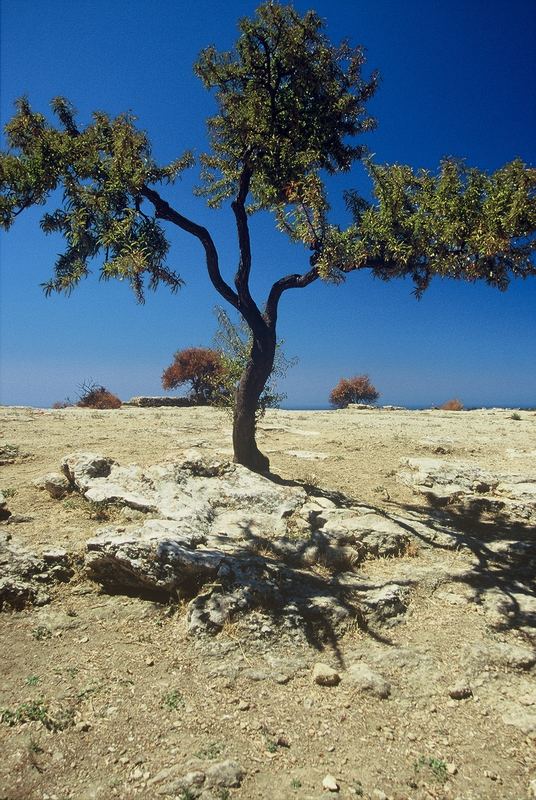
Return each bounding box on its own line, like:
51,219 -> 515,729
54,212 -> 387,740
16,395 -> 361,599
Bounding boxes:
372,791 -> 388,800
131,767 -> 144,781
313,663 -> 341,687
276,735 -> 290,748
449,682 -> 473,700
145,657 -> 155,667
237,700 -> 250,711
204,760 -> 244,789
346,663 -> 391,699
74,721 -> 91,732
528,778 -> 536,798
484,770 -> 499,781
446,762 -> 458,775
79,635 -> 89,643
322,774 -> 339,792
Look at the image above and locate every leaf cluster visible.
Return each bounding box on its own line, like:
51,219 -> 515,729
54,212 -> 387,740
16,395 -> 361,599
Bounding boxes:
195,2 -> 377,209
1,97 -> 193,299
349,158 -> 536,295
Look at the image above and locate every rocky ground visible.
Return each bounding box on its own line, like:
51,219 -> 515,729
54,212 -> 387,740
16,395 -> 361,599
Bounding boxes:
0,404 -> 534,800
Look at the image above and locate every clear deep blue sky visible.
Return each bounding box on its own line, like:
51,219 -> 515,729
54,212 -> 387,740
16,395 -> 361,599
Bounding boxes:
1,0 -> 535,409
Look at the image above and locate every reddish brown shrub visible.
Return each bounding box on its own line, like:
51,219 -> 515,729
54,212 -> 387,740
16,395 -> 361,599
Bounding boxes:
329,375 -> 380,408
162,347 -> 226,405
77,382 -> 122,409
439,398 -> 464,411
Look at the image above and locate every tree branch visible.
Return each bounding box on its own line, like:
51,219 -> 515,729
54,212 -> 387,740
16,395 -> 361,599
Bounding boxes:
141,184 -> 239,310
230,166 -> 268,335
265,262 -> 320,327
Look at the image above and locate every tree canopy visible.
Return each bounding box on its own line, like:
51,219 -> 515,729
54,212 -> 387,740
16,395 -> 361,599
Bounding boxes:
1,1 -> 535,470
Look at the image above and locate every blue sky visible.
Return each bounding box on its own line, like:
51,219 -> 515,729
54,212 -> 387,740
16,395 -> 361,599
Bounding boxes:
1,0 -> 535,409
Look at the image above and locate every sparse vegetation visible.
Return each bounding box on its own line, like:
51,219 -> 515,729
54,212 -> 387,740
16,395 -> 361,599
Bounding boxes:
439,398 -> 464,411
1,487 -> 17,498
0,700 -> 73,732
0,444 -> 21,465
510,412 -> 522,420
161,689 -> 184,711
77,380 -> 122,409
414,755 -> 448,783
195,741 -> 224,760
31,625 -> 51,641
329,375 -> 380,408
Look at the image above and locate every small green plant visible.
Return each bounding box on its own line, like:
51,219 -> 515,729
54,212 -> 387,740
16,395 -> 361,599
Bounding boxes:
414,755 -> 448,783
195,741 -> 223,760
25,675 -> 40,686
510,412 -> 522,420
178,790 -> 197,800
266,739 -> 278,753
1,700 -> 72,731
32,625 -> 51,641
290,778 -> 302,789
28,737 -> 44,754
1,487 -> 17,498
161,688 -> 184,711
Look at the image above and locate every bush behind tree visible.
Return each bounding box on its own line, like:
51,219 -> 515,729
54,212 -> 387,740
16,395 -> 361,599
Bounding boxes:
161,347 -> 226,405
211,307 -> 295,419
330,375 -> 380,408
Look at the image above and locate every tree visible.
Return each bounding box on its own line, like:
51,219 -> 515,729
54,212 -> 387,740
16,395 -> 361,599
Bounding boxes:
330,375 -> 379,408
1,2 -> 535,471
162,347 -> 225,405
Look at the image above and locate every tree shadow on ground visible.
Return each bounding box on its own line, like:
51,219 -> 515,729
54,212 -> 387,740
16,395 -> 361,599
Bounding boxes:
224,523 -> 407,665
381,497 -> 536,637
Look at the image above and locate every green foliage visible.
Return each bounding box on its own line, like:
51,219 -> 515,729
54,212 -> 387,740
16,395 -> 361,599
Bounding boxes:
1,96 -> 192,300
347,158 -> 536,295
1,700 -> 73,731
161,689 -> 184,711
414,755 -> 448,783
194,2 -> 377,209
212,306 -> 295,416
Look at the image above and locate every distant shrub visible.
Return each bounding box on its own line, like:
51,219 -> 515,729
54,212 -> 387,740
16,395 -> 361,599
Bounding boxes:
77,381 -> 122,409
162,347 -> 227,405
439,398 -> 464,411
329,375 -> 380,408
52,400 -> 73,409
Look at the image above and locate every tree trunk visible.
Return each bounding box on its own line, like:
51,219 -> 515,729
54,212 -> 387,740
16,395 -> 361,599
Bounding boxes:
232,330 -> 276,472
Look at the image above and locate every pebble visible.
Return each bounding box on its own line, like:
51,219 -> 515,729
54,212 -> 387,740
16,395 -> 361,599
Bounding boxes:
237,700 -> 250,711
313,663 -> 341,687
145,657 -> 154,666
322,774 -> 339,792
528,779 -> 536,798
449,682 -> 473,700
446,762 -> 458,775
